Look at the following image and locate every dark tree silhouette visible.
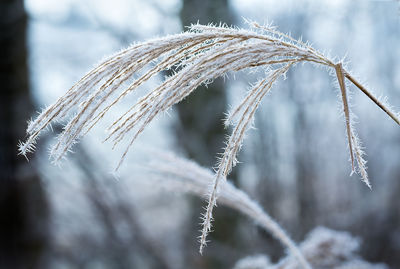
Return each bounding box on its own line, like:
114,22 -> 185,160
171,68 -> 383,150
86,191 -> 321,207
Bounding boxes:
0,1 -> 48,268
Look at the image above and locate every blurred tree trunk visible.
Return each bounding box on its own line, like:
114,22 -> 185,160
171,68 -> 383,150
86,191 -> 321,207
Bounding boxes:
293,104 -> 317,236
176,0 -> 232,167
177,1 -> 242,268
0,1 -> 48,268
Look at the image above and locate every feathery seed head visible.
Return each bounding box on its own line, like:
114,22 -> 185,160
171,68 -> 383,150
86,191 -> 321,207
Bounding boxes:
19,21 -> 399,255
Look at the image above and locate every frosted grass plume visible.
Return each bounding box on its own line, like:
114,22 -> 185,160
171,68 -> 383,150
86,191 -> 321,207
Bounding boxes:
18,21 -> 400,253
234,227 -> 387,269
145,151 -> 311,269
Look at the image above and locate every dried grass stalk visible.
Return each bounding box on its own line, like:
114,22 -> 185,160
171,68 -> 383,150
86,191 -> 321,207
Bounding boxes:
18,21 -> 399,253
146,151 -> 311,269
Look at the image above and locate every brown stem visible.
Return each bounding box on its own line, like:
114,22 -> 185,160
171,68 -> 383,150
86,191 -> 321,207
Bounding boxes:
335,63 -> 355,171
344,72 -> 400,126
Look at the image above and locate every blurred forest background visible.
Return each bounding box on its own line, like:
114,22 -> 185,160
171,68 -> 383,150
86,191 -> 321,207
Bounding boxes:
1,0 -> 400,268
